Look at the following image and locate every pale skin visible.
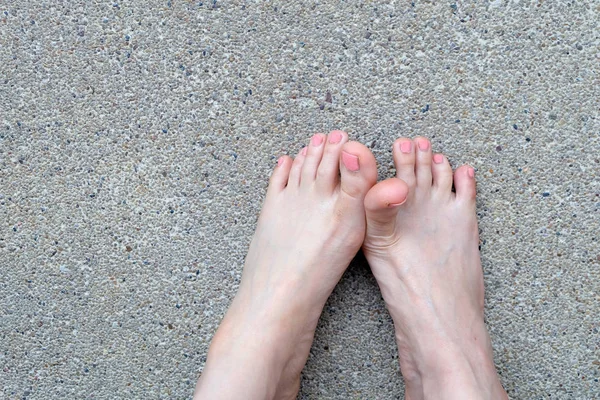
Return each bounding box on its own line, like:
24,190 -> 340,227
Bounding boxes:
194,131 -> 509,400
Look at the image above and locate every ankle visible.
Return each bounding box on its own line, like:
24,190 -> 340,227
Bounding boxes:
396,328 -> 506,400
197,316 -> 292,400
211,298 -> 296,361
403,350 -> 503,400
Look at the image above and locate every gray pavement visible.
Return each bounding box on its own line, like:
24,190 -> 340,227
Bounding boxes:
1,1 -> 599,398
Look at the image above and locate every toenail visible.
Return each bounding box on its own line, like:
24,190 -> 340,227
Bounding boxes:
433,154 -> 444,164
418,140 -> 430,151
301,147 -> 308,156
329,131 -> 342,144
400,141 -> 412,154
342,151 -> 360,172
389,200 -> 407,207
468,167 -> 475,178
311,134 -> 324,146
277,157 -> 284,167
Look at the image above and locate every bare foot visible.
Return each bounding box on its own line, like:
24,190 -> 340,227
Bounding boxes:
362,137 -> 508,400
195,131 -> 378,400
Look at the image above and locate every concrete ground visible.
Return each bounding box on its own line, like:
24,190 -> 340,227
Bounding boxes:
1,1 -> 599,399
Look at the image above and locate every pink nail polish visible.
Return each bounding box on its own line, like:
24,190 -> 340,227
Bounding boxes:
342,151 -> 360,172
468,167 -> 475,178
311,134 -> 323,146
301,147 -> 308,156
277,157 -> 284,167
418,140 -> 430,151
433,154 -> 444,164
400,141 -> 412,154
329,131 -> 342,144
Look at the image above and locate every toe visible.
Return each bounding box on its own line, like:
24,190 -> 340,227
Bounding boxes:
392,138 -> 416,189
315,130 -> 348,193
364,178 -> 409,240
339,141 -> 378,199
414,137 -> 433,189
300,133 -> 326,185
267,155 -> 293,194
454,165 -> 477,203
431,153 -> 453,195
288,146 -> 307,186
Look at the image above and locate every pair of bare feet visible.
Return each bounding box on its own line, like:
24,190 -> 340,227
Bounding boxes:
195,131 -> 508,400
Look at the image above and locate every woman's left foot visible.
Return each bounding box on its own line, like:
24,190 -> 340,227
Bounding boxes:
362,137 -> 507,400
195,131 -> 382,400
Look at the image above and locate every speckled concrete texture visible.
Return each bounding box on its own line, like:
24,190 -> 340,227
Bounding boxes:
1,1 -> 599,399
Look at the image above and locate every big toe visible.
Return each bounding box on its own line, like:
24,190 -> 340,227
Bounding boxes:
338,141 -> 378,201
364,178 -> 409,241
454,165 -> 477,204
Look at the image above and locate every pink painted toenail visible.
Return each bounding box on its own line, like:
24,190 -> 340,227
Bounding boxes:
329,131 -> 342,144
400,141 -> 412,154
301,147 -> 308,156
277,157 -> 284,167
418,140 -> 430,151
468,167 -> 475,178
433,154 -> 444,164
342,151 -> 360,172
311,134 -> 324,146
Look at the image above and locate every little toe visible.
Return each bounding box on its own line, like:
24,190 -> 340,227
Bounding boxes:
339,141 -> 378,200
288,146 -> 307,187
431,153 -> 454,195
454,165 -> 477,203
392,138 -> 417,189
364,178 -> 409,240
300,133 -> 326,185
267,155 -> 293,195
315,130 -> 348,193
414,137 -> 433,189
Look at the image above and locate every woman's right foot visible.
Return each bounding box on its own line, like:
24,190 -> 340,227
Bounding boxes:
362,137 -> 508,400
195,132 -> 379,400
